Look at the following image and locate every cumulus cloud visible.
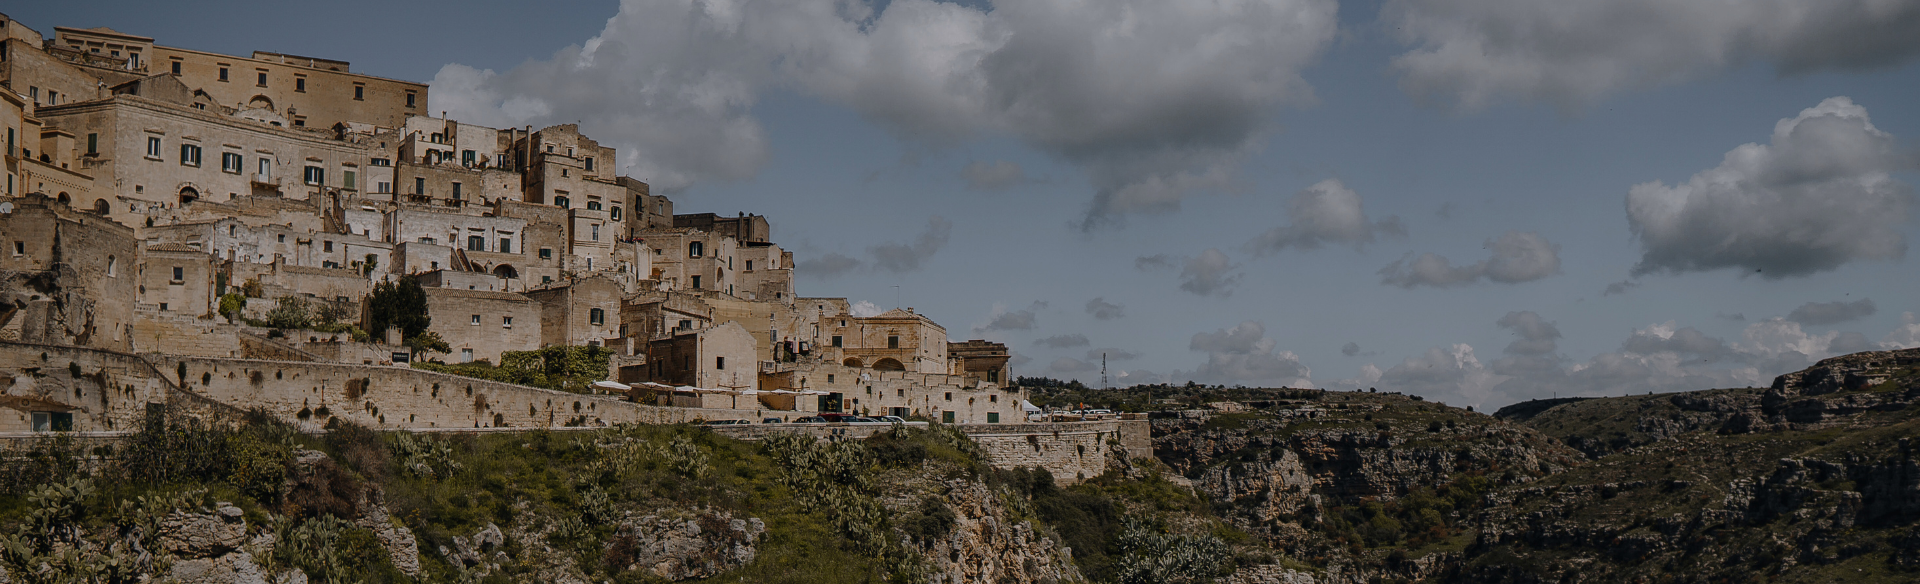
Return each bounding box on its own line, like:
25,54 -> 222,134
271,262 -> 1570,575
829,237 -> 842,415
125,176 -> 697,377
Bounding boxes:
1496,311 -> 1561,356
1246,179 -> 1406,255
961,160 -> 1034,191
1084,297 -> 1125,320
1379,231 -> 1562,288
1049,357 -> 1097,374
1384,0 -> 1920,111
1181,321 -> 1313,387
1179,249 -> 1242,297
1786,298 -> 1877,326
436,0 -> 1339,226
850,301 -> 885,317
1373,310 -> 1907,409
797,215 -> 952,277
1034,334 -> 1090,348
1884,313 -> 1920,349
975,301 -> 1047,334
1087,348 -> 1141,361
1627,97 -> 1916,278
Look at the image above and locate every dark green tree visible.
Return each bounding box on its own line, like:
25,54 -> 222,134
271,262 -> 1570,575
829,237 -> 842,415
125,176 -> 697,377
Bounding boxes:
365,276 -> 429,343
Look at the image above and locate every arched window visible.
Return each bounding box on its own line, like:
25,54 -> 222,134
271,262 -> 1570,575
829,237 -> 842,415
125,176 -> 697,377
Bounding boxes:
589,308 -> 604,326
689,241 -> 703,257
107,256 -> 117,277
555,196 -> 570,209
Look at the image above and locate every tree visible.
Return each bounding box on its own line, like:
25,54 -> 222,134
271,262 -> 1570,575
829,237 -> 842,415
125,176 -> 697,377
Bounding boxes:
218,293 -> 247,324
404,331 -> 451,360
365,276 -> 429,343
263,296 -> 311,330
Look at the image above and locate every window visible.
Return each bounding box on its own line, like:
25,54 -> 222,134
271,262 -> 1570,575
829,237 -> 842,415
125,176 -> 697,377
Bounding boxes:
538,248 -> 552,260
221,152 -> 242,173
295,77 -> 306,92
987,412 -> 1000,424
502,316 -> 513,327
343,170 -> 355,190
498,238 -> 511,253
716,357 -> 725,370
354,85 -> 364,100
86,133 -> 97,154
159,303 -> 169,311
585,157 -> 594,171
171,267 -> 184,281
467,235 -> 485,251
555,196 -> 570,209
30,412 -> 73,432
170,61 -> 181,75
543,276 -> 552,283
461,348 -> 473,363
746,260 -> 752,271
146,137 -> 161,158
277,234 -> 285,243
377,182 -> 390,193
406,92 -> 416,107
689,241 -> 703,257
6,128 -> 13,157
303,166 -> 324,185
610,207 -> 622,221
257,71 -> 267,86
414,177 -> 425,194
179,144 -> 201,166
888,336 -> 899,349
451,182 -> 462,199
471,315 -> 481,325
943,411 -> 955,424
462,150 -> 475,166
590,224 -> 599,241
107,256 -> 116,277
831,335 -> 842,347
258,158 -> 272,179
944,392 -> 952,401
371,158 -> 391,166
11,241 -> 20,255
586,200 -> 602,211
218,67 -> 228,81
690,275 -> 701,289
589,308 -> 604,326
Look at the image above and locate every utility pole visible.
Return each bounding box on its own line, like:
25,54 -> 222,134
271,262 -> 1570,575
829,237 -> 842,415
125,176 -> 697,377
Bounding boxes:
1100,352 -> 1108,391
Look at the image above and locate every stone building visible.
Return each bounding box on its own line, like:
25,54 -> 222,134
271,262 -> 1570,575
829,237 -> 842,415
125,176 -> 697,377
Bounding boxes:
137,242 -> 217,318
420,286 -> 540,364
38,94 -> 373,226
834,308 -> 950,374
617,291 -> 715,351
0,192 -> 138,349
45,23 -> 429,130
635,321 -> 759,391
524,275 -> 624,349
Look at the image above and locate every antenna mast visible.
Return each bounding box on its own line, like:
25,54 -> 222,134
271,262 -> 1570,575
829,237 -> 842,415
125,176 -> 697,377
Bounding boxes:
1101,352 -> 1108,391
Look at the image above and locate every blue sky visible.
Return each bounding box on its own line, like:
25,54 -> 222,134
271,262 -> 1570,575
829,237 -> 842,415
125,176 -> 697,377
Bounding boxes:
25,0 -> 1920,408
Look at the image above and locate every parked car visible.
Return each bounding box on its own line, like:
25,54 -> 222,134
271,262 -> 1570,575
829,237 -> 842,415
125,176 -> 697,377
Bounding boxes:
876,416 -> 908,424
762,417 -> 786,424
791,416 -> 829,424
697,419 -> 751,426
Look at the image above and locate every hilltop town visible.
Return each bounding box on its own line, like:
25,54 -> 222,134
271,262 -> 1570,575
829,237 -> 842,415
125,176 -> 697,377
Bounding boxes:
0,13 -> 1035,434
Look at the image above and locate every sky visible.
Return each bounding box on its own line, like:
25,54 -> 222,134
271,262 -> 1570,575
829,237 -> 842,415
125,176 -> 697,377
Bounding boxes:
23,0 -> 1920,409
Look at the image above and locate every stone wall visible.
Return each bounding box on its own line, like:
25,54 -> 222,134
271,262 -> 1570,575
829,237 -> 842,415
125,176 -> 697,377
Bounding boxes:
709,419 -> 1150,485
0,341 -> 235,433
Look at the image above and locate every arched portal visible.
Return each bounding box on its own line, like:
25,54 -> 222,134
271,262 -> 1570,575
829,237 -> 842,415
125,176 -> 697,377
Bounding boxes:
493,264 -> 519,279
842,358 -> 863,368
873,358 -> 905,372
92,199 -> 110,214
178,186 -> 199,205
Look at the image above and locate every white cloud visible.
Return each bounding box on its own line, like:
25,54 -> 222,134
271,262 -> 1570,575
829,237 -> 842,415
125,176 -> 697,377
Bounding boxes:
975,301 -> 1047,334
435,0 -> 1340,226
1627,97 -> 1916,278
1496,311 -> 1561,356
1883,312 -> 1920,349
1180,248 -> 1241,297
1379,344 -> 1504,407
1385,0 -> 1920,111
850,301 -> 885,317
1181,321 -> 1314,387
1246,179 -> 1405,255
1378,231 -> 1561,288
1785,298 -> 1877,326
